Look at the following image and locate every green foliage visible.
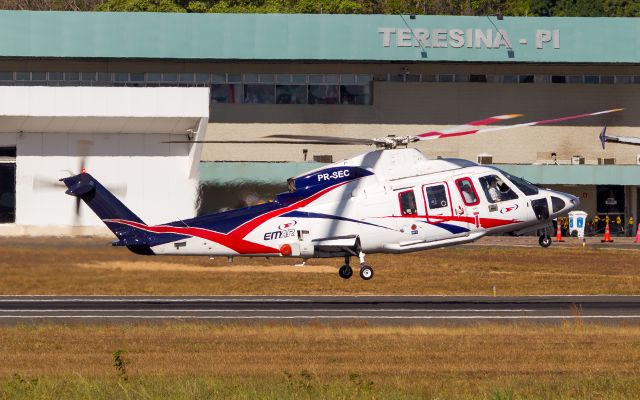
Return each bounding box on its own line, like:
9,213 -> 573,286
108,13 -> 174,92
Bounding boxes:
91,0 -> 640,16
97,0 -> 186,12
112,349 -> 128,381
603,0 -> 640,16
293,0 -> 365,14
553,0 -> 605,16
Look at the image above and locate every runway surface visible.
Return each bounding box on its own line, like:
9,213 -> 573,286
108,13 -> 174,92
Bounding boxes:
1,295 -> 640,324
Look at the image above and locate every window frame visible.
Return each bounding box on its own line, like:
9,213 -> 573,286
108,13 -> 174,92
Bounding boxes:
455,177 -> 480,206
397,189 -> 418,217
422,182 -> 453,222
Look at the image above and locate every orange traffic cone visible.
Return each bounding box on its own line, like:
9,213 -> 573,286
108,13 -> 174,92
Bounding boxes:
635,223 -> 640,244
601,221 -> 614,243
555,221 -> 564,242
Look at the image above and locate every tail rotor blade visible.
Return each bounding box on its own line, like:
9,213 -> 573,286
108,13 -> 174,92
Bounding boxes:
599,125 -> 607,150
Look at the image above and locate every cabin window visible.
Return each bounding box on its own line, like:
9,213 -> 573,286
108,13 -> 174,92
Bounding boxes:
478,175 -> 519,203
398,190 -> 417,216
425,185 -> 448,210
455,178 -> 480,206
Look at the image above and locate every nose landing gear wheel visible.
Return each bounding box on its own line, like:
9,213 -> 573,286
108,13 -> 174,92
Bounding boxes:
338,265 -> 353,279
539,234 -> 552,248
359,264 -> 374,280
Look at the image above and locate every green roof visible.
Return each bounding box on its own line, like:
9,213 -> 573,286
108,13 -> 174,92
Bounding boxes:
1,11 -> 639,63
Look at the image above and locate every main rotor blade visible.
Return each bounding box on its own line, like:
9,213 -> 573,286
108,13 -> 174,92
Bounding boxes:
417,109 -> 624,141
265,134 -> 374,145
163,136 -> 374,145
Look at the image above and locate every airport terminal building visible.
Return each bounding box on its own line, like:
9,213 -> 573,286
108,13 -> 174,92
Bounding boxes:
0,11 -> 638,236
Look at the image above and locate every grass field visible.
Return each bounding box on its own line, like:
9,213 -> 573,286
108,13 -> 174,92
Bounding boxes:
1,322 -> 640,399
1,237 -> 640,295
2,238 -> 640,398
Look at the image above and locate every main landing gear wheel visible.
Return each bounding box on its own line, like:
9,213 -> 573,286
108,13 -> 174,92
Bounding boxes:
539,234 -> 552,248
338,265 -> 353,279
359,264 -> 374,280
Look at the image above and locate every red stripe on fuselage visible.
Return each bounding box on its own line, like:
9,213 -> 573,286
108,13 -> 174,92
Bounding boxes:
379,214 -> 520,228
105,180 -> 350,255
105,219 -> 279,254
228,181 -> 350,238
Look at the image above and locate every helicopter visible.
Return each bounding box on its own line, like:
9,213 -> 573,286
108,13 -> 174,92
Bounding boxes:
61,108 -> 622,280
599,125 -> 640,148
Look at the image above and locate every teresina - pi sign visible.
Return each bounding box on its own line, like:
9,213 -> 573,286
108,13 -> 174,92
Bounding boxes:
378,28 -> 560,50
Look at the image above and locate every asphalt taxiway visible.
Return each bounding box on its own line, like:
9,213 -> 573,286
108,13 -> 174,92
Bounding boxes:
0,296 -> 639,324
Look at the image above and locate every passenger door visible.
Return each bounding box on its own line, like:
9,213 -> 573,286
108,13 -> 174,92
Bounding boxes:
422,182 -> 467,242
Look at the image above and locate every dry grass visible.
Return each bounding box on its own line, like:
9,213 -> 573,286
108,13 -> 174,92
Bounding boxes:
1,322 -> 640,398
1,237 -> 640,295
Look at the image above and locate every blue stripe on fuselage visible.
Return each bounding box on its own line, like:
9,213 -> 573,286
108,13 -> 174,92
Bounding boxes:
433,222 -> 470,234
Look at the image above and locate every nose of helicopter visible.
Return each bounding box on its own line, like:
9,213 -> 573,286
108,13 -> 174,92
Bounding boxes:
548,191 -> 580,217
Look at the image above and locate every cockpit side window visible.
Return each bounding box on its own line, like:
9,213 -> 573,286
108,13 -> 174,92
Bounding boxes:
489,167 -> 539,196
398,190 -> 417,216
455,178 -> 479,206
478,174 -> 519,203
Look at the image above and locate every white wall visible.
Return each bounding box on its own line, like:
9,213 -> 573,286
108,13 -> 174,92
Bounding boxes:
0,86 -> 209,235
16,132 -> 197,228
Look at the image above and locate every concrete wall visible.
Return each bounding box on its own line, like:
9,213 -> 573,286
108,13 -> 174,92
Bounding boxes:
0,86 -> 209,235
15,132 -> 197,228
204,79 -> 640,164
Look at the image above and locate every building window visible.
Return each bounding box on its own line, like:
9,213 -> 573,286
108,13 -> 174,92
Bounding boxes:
162,73 -> 178,83
179,73 -> 194,83
600,75 -> 614,84
211,84 -> 242,104
195,73 -> 210,83
615,76 -> 632,84
292,74 -> 307,84
244,84 -> 275,104
308,85 -> 339,104
130,73 -> 145,82
340,85 -> 370,105
502,75 -> 517,83
15,72 -> 30,81
469,74 -> 487,83
146,73 -> 161,82
114,72 -> 128,82
551,75 -> 566,83
405,74 -> 420,82
584,75 -> 599,84
96,72 -> 111,82
438,74 -> 454,82
518,75 -> 534,83
81,72 -> 96,82
421,74 -> 436,82
31,72 -> 46,81
276,85 -> 307,104
64,72 -> 80,81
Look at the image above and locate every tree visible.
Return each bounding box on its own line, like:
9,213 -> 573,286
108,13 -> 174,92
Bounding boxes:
97,0 -> 186,11
552,0 -> 605,16
603,0 -> 640,16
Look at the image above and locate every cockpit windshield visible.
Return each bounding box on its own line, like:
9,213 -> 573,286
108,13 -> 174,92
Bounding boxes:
489,167 -> 539,196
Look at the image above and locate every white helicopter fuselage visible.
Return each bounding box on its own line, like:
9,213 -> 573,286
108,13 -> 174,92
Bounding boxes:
144,148 -> 578,258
